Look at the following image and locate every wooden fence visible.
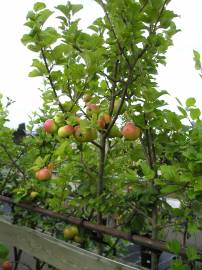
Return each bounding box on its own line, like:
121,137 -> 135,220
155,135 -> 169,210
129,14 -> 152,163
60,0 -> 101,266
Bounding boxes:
0,217 -> 143,270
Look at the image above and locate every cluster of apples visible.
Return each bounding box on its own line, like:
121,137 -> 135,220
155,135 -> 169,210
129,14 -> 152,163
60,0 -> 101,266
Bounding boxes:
1,261 -> 12,270
63,226 -> 83,244
35,96 -> 141,181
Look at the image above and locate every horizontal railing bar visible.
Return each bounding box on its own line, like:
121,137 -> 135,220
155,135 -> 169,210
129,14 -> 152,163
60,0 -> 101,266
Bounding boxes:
0,195 -> 201,259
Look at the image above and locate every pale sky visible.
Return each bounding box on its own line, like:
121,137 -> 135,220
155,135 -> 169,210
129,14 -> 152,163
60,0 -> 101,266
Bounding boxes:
0,1 -> 202,128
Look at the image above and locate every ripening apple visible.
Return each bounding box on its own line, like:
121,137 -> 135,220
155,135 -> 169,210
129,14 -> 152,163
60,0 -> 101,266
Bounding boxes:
86,103 -> 99,116
63,226 -> 79,240
58,125 -> 74,138
74,126 -> 97,142
122,122 -> 141,140
1,261 -> 13,270
97,117 -> 105,129
54,112 -> 65,125
43,119 -> 57,134
109,125 -> 122,138
35,167 -> 51,181
102,113 -> 112,125
30,191 -> 39,199
113,98 -> 127,115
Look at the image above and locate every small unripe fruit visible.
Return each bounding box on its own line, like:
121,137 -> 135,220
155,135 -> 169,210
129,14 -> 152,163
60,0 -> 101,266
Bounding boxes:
113,99 -> 126,115
30,191 -> 38,199
122,122 -> 141,140
74,126 -> 97,142
2,261 -> 13,270
58,125 -> 74,138
43,119 -> 57,134
35,167 -> 51,181
63,226 -> 79,240
54,113 -> 65,125
86,103 -> 99,116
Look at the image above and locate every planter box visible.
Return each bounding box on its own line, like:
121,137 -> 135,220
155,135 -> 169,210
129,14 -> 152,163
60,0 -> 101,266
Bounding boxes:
0,217 -> 144,270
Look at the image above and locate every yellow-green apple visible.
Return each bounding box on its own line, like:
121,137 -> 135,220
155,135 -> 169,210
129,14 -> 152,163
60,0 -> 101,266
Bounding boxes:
43,119 -> 57,134
54,112 -> 65,125
113,98 -> 126,115
86,103 -> 99,116
35,167 -> 51,181
74,126 -> 97,142
58,125 -> 74,138
1,261 -> 13,270
63,226 -> 79,240
109,125 -> 122,138
122,122 -> 141,140
30,191 -> 39,199
74,235 -> 83,244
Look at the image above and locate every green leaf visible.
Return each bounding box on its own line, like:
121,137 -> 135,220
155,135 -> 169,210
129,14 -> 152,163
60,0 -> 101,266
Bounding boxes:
71,4 -> 83,15
171,259 -> 189,270
167,240 -> 180,254
140,161 -> 155,180
150,0 -> 164,10
160,165 -> 179,181
38,27 -> 60,46
0,243 -> 9,259
161,185 -> 179,194
193,50 -> 201,70
186,97 -> 196,107
34,2 -> 46,12
190,108 -> 201,120
186,245 -> 200,261
29,69 -> 42,77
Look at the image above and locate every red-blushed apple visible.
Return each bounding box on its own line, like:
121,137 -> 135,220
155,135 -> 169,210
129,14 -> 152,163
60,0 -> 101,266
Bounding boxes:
1,261 -> 13,270
35,167 -> 52,181
97,117 -> 105,129
63,226 -> 79,240
83,94 -> 91,103
58,125 -> 74,138
102,112 -> 112,125
86,103 -> 99,116
122,122 -> 141,140
74,126 -> 97,142
43,119 -> 57,134
109,125 -> 122,138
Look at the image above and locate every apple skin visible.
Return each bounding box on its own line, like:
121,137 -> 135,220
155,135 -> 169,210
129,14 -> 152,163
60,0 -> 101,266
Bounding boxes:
58,125 -> 74,138
1,261 -> 13,270
63,226 -> 79,240
35,167 -> 51,181
113,99 -> 126,115
109,125 -> 122,138
102,113 -> 112,125
43,119 -> 57,134
122,122 -> 141,140
74,126 -> 97,142
97,118 -> 105,129
30,191 -> 39,199
54,112 -> 65,125
86,103 -> 99,116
